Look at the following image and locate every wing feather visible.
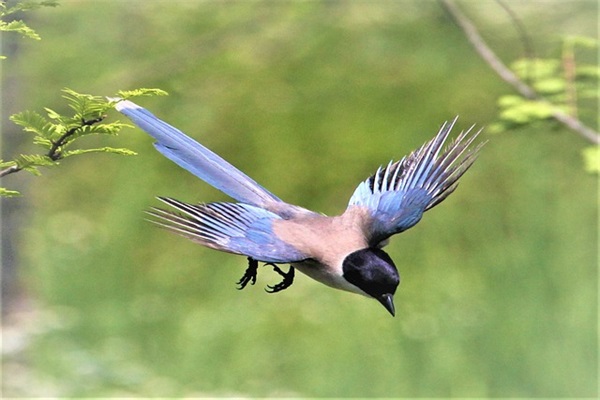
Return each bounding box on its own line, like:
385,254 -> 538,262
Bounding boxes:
348,117 -> 484,245
146,197 -> 307,263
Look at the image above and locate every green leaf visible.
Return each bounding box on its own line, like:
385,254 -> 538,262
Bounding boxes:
511,58 -> 560,80
10,110 -> 48,130
14,154 -> 57,176
582,146 -> 600,174
2,1 -> 59,15
60,88 -> 112,121
105,147 -> 137,156
0,159 -> 17,168
575,65 -> 600,79
0,187 -> 21,197
116,88 -> 169,99
62,147 -> 138,158
485,122 -> 509,135
533,78 -> 566,94
44,107 -> 64,121
78,122 -> 130,136
4,86 -> 165,192
10,110 -> 62,140
32,136 -> 53,148
0,0 -> 59,59
497,95 -> 524,108
499,100 -> 556,124
0,20 -> 40,40
16,154 -> 57,167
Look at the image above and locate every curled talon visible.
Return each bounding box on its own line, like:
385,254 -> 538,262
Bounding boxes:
265,263 -> 295,293
237,257 -> 258,290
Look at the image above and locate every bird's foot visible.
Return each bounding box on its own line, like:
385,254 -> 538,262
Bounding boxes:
265,263 -> 295,293
237,257 -> 258,290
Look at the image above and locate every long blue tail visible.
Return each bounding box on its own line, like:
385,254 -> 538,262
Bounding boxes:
115,100 -> 282,207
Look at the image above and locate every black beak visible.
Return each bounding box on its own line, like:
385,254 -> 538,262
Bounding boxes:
378,293 -> 395,317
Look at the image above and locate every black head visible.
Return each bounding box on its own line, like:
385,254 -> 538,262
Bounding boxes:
342,248 -> 400,316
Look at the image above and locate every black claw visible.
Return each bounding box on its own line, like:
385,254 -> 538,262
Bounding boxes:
265,263 -> 295,293
237,257 -> 258,290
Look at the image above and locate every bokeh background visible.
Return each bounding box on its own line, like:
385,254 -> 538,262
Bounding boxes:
1,0 -> 597,397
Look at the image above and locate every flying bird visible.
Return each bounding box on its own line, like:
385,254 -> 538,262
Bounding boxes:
116,100 -> 483,316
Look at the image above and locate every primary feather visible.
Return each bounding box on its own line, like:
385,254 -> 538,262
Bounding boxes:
147,197 -> 307,263
348,117 -> 484,245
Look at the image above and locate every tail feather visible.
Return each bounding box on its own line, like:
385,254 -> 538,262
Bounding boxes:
115,100 -> 282,207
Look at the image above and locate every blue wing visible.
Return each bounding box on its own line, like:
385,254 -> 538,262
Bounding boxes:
348,117 -> 483,246
115,100 -> 282,208
147,197 -> 308,263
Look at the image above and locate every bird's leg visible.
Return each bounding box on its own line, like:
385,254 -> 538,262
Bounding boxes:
265,263 -> 295,293
237,257 -> 258,290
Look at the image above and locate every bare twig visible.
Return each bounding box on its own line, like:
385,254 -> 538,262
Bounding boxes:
495,0 -> 536,84
440,0 -> 600,145
0,165 -> 21,178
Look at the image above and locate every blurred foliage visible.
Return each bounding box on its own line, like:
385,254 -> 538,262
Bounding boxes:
1,88 -> 167,196
1,0 -> 598,398
582,145 -> 600,174
490,36 -> 599,137
0,0 -> 58,53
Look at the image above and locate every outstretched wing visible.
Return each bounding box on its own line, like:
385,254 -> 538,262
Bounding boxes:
348,117 -> 484,246
147,197 -> 308,263
115,100 -> 282,208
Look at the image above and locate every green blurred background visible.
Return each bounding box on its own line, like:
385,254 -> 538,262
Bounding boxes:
1,0 -> 597,397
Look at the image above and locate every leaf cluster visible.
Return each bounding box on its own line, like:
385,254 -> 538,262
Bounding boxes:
0,0 -> 58,55
487,36 -> 599,174
581,146 -> 599,174
491,36 -> 599,133
1,88 -> 167,196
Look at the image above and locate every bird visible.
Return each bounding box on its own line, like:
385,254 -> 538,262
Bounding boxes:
115,100 -> 483,316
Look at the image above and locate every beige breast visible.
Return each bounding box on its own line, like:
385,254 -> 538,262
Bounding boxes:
272,206 -> 371,268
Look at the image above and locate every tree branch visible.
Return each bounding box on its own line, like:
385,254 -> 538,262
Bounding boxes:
0,115 -> 107,179
0,165 -> 21,178
46,115 -> 106,161
440,0 -> 600,145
